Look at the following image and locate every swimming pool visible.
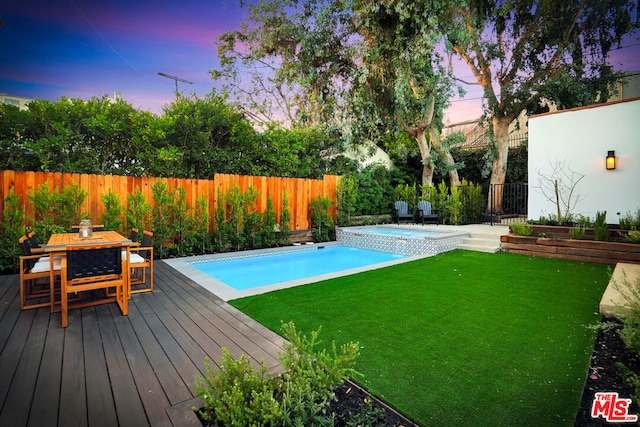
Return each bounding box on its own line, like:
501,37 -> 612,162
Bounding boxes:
192,245 -> 404,290
163,242 -> 422,301
337,225 -> 469,256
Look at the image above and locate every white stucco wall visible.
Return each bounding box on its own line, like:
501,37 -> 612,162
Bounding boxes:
528,98 -> 640,224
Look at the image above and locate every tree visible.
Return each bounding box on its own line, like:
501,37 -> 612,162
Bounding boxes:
156,92 -> 258,178
445,0 -> 638,209
212,0 -> 357,129
350,0 -> 461,185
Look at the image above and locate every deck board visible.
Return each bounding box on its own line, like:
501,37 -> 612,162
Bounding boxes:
0,261 -> 286,426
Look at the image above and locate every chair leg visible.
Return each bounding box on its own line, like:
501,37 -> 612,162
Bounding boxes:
61,280 -> 68,328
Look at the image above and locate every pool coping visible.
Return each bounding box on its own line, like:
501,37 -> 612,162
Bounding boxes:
163,241 -> 435,301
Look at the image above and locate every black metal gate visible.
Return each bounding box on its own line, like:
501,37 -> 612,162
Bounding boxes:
483,182 -> 528,225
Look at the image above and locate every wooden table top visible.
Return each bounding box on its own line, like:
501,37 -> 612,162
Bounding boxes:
45,231 -> 131,250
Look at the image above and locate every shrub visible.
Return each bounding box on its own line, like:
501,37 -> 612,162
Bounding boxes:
260,195 -> 277,248
613,271 -> 640,404
126,189 -> 152,235
510,222 -> 532,236
194,322 -> 360,426
619,209 -> 640,230
594,210 -> 610,242
309,195 -> 333,242
0,189 -> 25,274
28,182 -> 66,241
100,189 -> 124,232
569,225 -> 586,240
277,190 -> 291,246
335,176 -> 358,226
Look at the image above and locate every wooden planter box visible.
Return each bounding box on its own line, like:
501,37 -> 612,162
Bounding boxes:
526,224 -> 633,243
500,234 -> 640,265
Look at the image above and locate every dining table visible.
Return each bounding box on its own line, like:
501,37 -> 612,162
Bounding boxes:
44,230 -> 132,250
43,230 -> 134,312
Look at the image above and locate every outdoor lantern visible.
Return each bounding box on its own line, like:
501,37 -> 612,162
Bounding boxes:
79,219 -> 93,239
606,150 -> 616,170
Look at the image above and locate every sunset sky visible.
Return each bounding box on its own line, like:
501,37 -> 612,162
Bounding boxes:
1,1 -> 639,124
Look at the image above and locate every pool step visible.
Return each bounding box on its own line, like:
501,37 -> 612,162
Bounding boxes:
458,232 -> 502,253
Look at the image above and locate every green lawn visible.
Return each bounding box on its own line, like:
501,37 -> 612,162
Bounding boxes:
229,250 -> 610,426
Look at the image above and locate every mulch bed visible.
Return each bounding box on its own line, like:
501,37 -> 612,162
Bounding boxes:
575,318 -> 640,426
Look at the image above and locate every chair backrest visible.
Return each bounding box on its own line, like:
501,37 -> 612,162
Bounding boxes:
27,231 -> 40,248
417,200 -> 432,215
19,236 -> 38,271
66,243 -> 123,281
394,201 -> 409,215
138,231 -> 153,259
129,228 -> 139,243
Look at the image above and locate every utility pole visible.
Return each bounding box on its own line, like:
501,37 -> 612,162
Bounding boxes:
157,72 -> 193,100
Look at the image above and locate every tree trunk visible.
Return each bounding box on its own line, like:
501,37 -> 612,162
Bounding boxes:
487,116 -> 511,212
415,129 -> 434,185
429,127 -> 460,186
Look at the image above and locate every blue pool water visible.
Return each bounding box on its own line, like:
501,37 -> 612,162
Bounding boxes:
191,246 -> 405,290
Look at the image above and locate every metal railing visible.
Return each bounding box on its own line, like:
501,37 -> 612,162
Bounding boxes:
484,182 -> 528,225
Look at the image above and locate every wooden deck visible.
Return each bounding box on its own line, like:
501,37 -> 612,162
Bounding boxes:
0,261 -> 286,426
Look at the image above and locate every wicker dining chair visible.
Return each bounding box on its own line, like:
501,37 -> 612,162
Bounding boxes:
60,242 -> 128,328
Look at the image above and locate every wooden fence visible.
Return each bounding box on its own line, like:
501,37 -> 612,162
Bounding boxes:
0,170 -> 341,231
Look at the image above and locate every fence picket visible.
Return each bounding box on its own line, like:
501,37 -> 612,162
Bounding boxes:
1,170 -> 340,232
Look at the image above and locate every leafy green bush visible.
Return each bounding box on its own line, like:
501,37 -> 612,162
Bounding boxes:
335,176 -> 358,226
126,189 -> 152,235
196,349 -> 282,426
569,225 -> 586,240
309,196 -> 333,242
619,209 -> 640,230
57,183 -> 87,230
594,210 -> 610,241
28,182 -> 66,241
100,189 -> 124,231
277,190 -> 291,246
616,272 -> 640,355
0,189 -> 25,274
260,195 -> 277,248
195,322 -> 360,426
510,222 -> 532,236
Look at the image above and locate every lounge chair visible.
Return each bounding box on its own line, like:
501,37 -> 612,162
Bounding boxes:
416,200 -> 439,225
394,201 -> 414,224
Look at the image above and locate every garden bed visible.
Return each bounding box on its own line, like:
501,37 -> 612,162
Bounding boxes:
575,318 -> 640,426
500,233 -> 640,265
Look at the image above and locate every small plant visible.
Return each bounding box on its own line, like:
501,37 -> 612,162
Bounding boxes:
336,176 -> 358,227
569,225 -> 586,240
0,189 -> 25,274
624,229 -> 640,243
615,271 -> 640,354
576,214 -> 593,228
619,209 -> 640,230
309,195 -> 333,242
100,189 -> 124,232
277,190 -> 291,246
616,362 -> 640,404
594,210 -> 610,242
126,189 -> 152,235
510,222 -> 532,236
538,232 -> 547,238
194,322 -> 360,426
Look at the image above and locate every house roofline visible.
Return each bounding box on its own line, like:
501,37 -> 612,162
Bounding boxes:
530,96 -> 640,119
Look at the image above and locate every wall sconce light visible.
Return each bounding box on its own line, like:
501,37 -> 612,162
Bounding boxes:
606,150 -> 616,170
